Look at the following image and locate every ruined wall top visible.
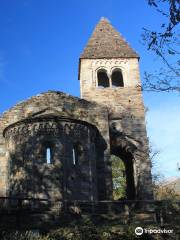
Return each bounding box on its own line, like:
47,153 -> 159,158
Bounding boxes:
0,90 -> 108,132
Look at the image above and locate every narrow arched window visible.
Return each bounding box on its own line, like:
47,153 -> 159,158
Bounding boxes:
112,69 -> 124,87
72,148 -> 77,165
97,69 -> 109,88
46,147 -> 52,164
72,143 -> 83,165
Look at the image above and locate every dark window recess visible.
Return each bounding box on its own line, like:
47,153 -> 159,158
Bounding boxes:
97,70 -> 110,88
112,69 -> 124,87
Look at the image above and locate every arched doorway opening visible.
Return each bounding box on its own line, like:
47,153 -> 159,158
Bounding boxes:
111,155 -> 126,200
111,147 -> 136,200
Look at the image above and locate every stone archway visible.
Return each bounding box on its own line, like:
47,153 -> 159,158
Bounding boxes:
109,120 -> 139,200
111,148 -> 136,200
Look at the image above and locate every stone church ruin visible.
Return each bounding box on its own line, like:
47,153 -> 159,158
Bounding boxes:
0,18 -> 154,229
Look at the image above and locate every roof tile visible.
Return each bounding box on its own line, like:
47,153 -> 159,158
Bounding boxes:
80,18 -> 139,59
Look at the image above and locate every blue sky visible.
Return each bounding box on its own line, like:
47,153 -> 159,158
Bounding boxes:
0,0 -> 179,178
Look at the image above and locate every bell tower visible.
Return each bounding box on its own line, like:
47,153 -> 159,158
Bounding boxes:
78,18 -> 153,200
78,17 -> 142,109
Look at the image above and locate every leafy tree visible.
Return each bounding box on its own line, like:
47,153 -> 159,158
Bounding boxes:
142,0 -> 180,92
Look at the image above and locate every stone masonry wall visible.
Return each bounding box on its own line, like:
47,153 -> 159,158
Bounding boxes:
79,58 -> 153,199
0,91 -> 112,199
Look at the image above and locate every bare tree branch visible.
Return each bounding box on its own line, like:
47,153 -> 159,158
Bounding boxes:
142,0 -> 180,92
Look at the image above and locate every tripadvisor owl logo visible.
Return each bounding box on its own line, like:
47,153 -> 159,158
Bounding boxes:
135,226 -> 174,235
135,227 -> 143,235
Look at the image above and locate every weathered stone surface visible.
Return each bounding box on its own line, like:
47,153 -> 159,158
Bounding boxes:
0,91 -> 110,200
0,18 -> 153,206
79,20 -> 153,200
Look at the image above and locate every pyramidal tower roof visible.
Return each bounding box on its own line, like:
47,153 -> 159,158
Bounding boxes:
80,17 -> 139,59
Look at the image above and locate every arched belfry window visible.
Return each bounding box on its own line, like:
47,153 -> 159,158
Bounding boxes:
46,147 -> 52,164
112,69 -> 124,87
97,69 -> 109,88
